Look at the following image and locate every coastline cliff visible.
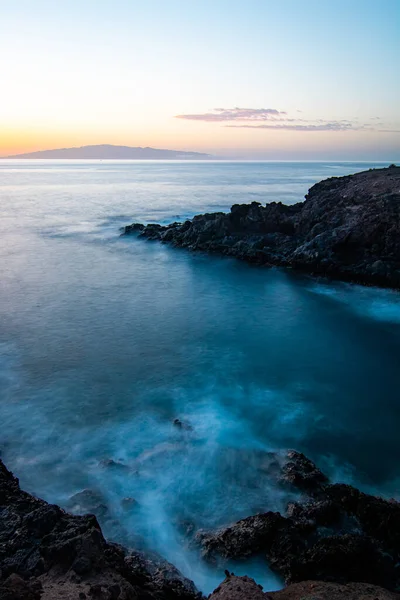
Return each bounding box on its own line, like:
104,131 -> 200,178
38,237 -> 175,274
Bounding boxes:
123,165 -> 400,289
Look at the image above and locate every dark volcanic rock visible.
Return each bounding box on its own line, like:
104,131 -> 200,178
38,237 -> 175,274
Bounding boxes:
3,450 -> 400,599
123,222 -> 145,234
123,166 -> 400,288
125,550 -> 200,599
0,574 -> 42,600
173,418 -> 193,431
196,512 -> 287,561
282,533 -> 395,586
208,575 -> 400,600
325,483 -> 400,550
208,574 -> 265,599
279,450 -> 328,494
0,459 -> 202,599
121,497 -> 139,511
99,458 -> 130,471
67,488 -> 109,518
195,450 -> 400,591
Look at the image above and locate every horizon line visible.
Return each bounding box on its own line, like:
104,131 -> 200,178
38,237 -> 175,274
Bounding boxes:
1,158 -> 398,163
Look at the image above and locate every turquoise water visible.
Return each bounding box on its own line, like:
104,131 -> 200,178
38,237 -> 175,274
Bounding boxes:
1,160 -> 399,593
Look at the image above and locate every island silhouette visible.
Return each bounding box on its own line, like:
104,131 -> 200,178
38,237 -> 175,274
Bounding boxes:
4,144 -> 210,159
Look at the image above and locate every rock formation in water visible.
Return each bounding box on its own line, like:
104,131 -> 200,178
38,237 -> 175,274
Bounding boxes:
195,450 -> 400,591
123,165 -> 400,288
2,450 -> 400,599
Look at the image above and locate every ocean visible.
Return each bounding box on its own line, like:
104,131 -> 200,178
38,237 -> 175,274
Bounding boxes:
1,159 -> 399,593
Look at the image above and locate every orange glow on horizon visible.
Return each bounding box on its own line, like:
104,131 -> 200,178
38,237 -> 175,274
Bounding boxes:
1,123 -> 399,160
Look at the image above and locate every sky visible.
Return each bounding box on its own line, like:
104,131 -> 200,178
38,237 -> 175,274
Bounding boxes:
1,0 -> 399,159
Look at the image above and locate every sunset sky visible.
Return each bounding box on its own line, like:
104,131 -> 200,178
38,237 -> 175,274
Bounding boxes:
1,0 -> 399,159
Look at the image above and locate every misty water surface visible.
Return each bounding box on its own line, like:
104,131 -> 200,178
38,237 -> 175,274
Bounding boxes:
1,160 -> 399,593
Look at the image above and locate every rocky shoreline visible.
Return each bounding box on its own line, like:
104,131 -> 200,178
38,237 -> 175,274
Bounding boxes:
2,166 -> 400,598
123,165 -> 400,289
2,450 -> 400,599
0,458 -> 201,600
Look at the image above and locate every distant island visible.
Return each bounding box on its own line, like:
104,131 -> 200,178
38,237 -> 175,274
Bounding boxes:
3,144 -> 210,159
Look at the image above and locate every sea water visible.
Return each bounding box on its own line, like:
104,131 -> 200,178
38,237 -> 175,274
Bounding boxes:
0,160 -> 399,594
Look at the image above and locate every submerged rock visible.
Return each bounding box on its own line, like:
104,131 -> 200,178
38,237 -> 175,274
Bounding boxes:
173,418 -> 193,431
121,497 -> 139,511
99,458 -> 130,471
67,488 -> 109,518
123,166 -> 400,289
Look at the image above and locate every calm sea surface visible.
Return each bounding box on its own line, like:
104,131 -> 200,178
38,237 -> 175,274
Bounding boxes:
1,160 -> 399,593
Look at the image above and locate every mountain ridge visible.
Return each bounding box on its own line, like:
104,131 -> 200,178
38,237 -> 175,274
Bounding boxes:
3,144 -> 211,159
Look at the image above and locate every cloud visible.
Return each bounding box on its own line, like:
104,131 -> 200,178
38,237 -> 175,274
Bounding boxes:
226,121 -> 364,131
175,107 -> 400,133
377,128 -> 400,133
175,107 -> 286,122
227,122 -> 400,132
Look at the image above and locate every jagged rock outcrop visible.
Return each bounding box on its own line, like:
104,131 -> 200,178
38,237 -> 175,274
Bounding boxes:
278,449 -> 328,493
2,451 -> 400,599
195,451 -> 400,591
0,459 -> 202,600
208,575 -> 400,600
123,165 -> 400,288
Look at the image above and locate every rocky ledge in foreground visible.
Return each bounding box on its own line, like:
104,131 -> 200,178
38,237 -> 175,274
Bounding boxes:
123,165 -> 400,289
1,452 -> 400,599
209,575 -> 400,600
0,459 -> 201,600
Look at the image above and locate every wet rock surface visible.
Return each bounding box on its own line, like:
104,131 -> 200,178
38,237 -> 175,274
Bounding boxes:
278,450 -> 328,493
0,459 -> 202,599
173,418 -> 193,432
196,450 -> 400,591
123,166 -> 400,288
67,488 -> 110,518
2,449 -> 400,598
